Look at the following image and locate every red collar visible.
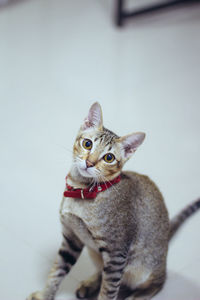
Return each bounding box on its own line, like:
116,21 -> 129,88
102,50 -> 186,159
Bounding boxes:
63,175 -> 121,199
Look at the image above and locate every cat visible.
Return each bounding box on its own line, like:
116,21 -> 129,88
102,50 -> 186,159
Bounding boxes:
27,102 -> 200,300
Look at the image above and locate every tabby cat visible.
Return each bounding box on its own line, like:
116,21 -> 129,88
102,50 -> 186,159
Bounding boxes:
27,102 -> 200,300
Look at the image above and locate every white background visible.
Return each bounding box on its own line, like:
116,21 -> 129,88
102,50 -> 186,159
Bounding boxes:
0,0 -> 200,299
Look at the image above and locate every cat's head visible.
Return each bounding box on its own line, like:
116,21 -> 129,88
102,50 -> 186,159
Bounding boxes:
72,102 -> 145,182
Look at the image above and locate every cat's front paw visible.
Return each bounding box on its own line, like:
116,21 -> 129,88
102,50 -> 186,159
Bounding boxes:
76,284 -> 89,299
76,281 -> 99,299
26,291 -> 44,300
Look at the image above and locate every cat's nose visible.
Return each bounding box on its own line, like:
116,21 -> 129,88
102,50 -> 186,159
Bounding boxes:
86,159 -> 94,168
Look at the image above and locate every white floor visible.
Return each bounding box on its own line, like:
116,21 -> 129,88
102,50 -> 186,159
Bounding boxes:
0,0 -> 200,299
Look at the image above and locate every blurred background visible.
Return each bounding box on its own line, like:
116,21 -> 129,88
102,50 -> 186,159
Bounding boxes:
0,0 -> 200,299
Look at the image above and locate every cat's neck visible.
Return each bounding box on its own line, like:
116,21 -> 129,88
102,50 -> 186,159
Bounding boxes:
67,163 -> 121,189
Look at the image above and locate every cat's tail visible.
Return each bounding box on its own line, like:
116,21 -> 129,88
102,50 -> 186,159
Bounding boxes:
169,198 -> 200,240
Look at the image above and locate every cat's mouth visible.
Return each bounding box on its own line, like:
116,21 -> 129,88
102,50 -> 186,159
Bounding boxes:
75,158 -> 99,179
78,166 -> 94,178
75,162 -> 95,178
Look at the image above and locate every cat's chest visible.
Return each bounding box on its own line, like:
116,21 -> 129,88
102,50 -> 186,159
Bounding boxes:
60,196 -> 100,250
60,196 -> 88,220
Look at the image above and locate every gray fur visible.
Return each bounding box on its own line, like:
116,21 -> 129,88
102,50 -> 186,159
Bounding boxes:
27,103 -> 200,300
169,198 -> 200,240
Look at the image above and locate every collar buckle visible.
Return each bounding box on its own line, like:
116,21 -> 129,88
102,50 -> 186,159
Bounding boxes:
81,189 -> 85,199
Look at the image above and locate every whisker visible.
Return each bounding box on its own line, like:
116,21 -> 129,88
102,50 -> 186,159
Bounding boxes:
98,173 -> 121,196
72,156 -> 121,196
54,143 -> 73,154
88,178 -> 97,190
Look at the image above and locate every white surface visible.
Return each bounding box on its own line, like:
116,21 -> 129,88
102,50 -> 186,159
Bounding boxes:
0,0 -> 200,299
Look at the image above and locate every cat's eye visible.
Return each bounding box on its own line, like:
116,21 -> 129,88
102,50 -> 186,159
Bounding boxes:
103,153 -> 115,163
82,139 -> 93,150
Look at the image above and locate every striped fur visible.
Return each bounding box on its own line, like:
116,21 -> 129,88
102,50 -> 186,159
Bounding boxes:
27,103 -> 200,300
169,198 -> 200,240
31,234 -> 84,300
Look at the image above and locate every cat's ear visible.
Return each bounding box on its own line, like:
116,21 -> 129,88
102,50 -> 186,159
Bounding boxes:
82,102 -> 103,130
118,132 -> 145,159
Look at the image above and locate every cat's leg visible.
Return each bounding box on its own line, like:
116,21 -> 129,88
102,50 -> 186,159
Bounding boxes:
27,231 -> 84,300
97,249 -> 127,300
76,271 -> 102,299
124,283 -> 164,300
76,248 -> 103,299
124,274 -> 165,300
